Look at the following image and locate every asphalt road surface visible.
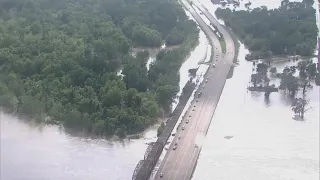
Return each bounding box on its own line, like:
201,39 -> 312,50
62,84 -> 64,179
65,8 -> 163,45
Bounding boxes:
195,2 -> 236,64
153,0 -> 236,180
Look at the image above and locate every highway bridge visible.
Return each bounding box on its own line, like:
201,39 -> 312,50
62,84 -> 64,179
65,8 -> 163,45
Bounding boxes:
152,0 -> 236,180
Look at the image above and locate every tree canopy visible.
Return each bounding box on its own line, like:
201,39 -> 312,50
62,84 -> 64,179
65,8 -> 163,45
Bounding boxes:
215,0 -> 318,59
0,0 -> 199,136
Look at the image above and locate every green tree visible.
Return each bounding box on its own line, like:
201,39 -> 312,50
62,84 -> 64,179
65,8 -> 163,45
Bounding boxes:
215,0 -> 317,59
0,0 -> 199,137
156,85 -> 179,108
291,98 -> 309,119
157,122 -> 165,137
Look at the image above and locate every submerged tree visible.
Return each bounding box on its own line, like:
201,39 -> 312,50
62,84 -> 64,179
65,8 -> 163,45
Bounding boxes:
279,66 -> 299,97
269,67 -> 278,76
297,60 -> 318,94
291,98 -> 310,120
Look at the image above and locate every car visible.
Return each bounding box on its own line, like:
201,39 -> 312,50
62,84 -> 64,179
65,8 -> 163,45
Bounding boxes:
160,173 -> 164,178
173,145 -> 178,150
212,64 -> 216,68
182,126 -> 185,130
186,120 -> 189,124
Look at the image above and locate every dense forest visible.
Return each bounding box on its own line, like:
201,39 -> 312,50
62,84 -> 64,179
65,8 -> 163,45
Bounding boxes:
0,0 -> 199,136
215,0 -> 318,60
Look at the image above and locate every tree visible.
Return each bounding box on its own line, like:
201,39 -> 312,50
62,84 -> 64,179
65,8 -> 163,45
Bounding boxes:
279,70 -> 299,97
251,73 -> 263,87
257,63 -> 268,75
291,98 -> 310,120
156,85 -> 179,109
270,67 -> 278,75
215,0 -> 317,59
0,0 -> 199,137
157,122 -> 165,137
297,60 -> 317,94
306,61 -> 317,79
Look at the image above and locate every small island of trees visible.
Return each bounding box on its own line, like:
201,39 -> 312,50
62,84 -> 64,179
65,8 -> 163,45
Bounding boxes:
0,0 -> 199,137
215,0 -> 318,60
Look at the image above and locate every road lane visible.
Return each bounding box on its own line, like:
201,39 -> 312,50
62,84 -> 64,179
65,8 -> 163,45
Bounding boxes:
182,63 -> 230,180
195,2 -> 236,63
153,0 -> 236,179
165,92 -> 208,179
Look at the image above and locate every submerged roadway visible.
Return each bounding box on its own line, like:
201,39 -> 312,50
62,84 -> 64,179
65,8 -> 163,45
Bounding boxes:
154,0 -> 236,180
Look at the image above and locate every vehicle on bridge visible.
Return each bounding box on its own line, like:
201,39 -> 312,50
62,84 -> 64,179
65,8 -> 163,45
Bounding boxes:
173,144 -> 178,150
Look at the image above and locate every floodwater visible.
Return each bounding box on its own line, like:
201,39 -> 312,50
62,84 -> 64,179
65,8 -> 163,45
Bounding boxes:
1,113 -> 163,180
1,1 -> 319,180
0,10 -> 210,180
192,0 -> 320,179
192,44 -> 319,180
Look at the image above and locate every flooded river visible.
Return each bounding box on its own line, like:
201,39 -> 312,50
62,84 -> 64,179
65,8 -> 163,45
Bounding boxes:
1,0 -> 319,180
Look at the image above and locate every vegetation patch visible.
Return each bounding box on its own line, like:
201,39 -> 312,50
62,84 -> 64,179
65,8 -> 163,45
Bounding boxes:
219,39 -> 227,53
215,0 -> 318,60
249,59 -> 318,120
0,0 -> 199,137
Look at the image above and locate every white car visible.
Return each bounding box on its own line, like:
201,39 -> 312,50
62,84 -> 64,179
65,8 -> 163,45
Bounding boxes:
212,64 -> 216,68
160,173 -> 164,178
182,126 -> 185,130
